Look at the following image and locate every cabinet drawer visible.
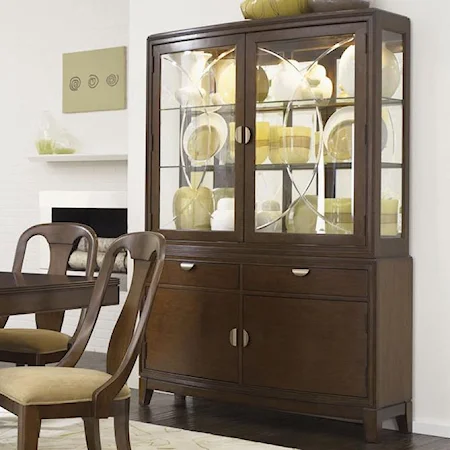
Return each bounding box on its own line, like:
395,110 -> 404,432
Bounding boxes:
160,260 -> 240,290
243,265 -> 368,298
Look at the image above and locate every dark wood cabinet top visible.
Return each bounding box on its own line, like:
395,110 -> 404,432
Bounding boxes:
147,8 -> 410,44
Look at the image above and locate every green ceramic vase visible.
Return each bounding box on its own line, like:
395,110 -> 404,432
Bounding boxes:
173,186 -> 213,231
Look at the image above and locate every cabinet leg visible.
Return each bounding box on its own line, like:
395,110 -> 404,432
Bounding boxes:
174,395 -> 186,406
139,378 -> 154,407
396,402 -> 412,434
363,408 -> 382,443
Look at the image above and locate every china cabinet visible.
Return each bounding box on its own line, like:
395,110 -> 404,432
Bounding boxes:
142,8 -> 411,443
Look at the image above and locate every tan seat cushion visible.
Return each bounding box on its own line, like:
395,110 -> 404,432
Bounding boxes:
0,329 -> 71,353
0,367 -> 130,406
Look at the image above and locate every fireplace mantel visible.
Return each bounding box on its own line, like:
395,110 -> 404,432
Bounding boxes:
29,153 -> 127,163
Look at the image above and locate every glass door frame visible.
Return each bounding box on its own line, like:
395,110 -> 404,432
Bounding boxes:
373,12 -> 410,257
244,23 -> 369,248
149,34 -> 246,242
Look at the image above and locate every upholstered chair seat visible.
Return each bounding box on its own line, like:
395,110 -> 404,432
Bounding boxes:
0,367 -> 130,406
0,329 -> 71,354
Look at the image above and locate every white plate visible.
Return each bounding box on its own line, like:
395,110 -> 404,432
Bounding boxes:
323,106 -> 388,160
183,112 -> 228,162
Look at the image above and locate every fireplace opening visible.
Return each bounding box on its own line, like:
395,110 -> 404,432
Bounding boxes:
51,207 -> 127,289
52,208 -> 127,238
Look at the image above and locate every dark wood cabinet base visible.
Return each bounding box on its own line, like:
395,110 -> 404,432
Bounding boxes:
396,401 -> 413,434
364,403 -> 412,443
138,378 -> 154,407
140,376 -> 412,443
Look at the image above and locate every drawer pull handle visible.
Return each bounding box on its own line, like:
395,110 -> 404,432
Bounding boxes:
292,269 -> 310,277
243,329 -> 250,348
180,262 -> 195,272
229,328 -> 238,347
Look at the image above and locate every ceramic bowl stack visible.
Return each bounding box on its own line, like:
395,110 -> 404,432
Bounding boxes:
255,122 -> 270,164
381,198 -> 399,236
279,126 -> 311,164
324,198 -> 353,234
269,126 -> 283,164
211,198 -> 235,231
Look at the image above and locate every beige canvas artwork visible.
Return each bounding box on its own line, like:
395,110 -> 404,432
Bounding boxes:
63,46 -> 127,113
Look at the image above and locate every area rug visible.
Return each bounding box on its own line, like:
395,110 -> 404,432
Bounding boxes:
0,408 -> 296,449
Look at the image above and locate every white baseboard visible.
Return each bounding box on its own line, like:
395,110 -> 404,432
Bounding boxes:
412,421 -> 450,438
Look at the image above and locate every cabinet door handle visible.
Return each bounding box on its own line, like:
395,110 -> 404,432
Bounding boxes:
235,126 -> 243,144
243,329 -> 250,348
180,262 -> 195,271
235,126 -> 252,144
229,328 -> 238,347
243,126 -> 252,144
292,269 -> 310,277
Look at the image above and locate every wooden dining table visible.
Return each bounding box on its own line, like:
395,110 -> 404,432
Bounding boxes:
0,272 -> 119,317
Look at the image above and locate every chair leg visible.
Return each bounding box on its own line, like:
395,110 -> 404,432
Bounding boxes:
114,399 -> 131,450
83,417 -> 102,449
18,406 -> 41,450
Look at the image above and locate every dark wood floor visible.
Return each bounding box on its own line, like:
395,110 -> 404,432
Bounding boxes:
2,352 -> 449,450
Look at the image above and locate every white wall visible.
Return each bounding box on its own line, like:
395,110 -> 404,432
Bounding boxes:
128,0 -> 450,437
372,0 -> 449,437
0,0 -> 129,353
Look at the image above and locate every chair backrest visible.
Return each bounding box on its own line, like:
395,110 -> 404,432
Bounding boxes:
58,231 -> 165,416
0,223 -> 97,331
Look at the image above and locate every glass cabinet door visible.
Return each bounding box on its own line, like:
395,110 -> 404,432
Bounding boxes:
380,30 -> 404,239
151,36 -> 245,241
245,26 -> 367,246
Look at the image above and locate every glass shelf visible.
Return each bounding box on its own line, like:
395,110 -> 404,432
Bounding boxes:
159,162 -> 403,171
159,97 -> 403,113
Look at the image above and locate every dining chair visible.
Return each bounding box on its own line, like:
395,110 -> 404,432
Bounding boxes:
0,222 -> 98,366
0,231 -> 165,450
